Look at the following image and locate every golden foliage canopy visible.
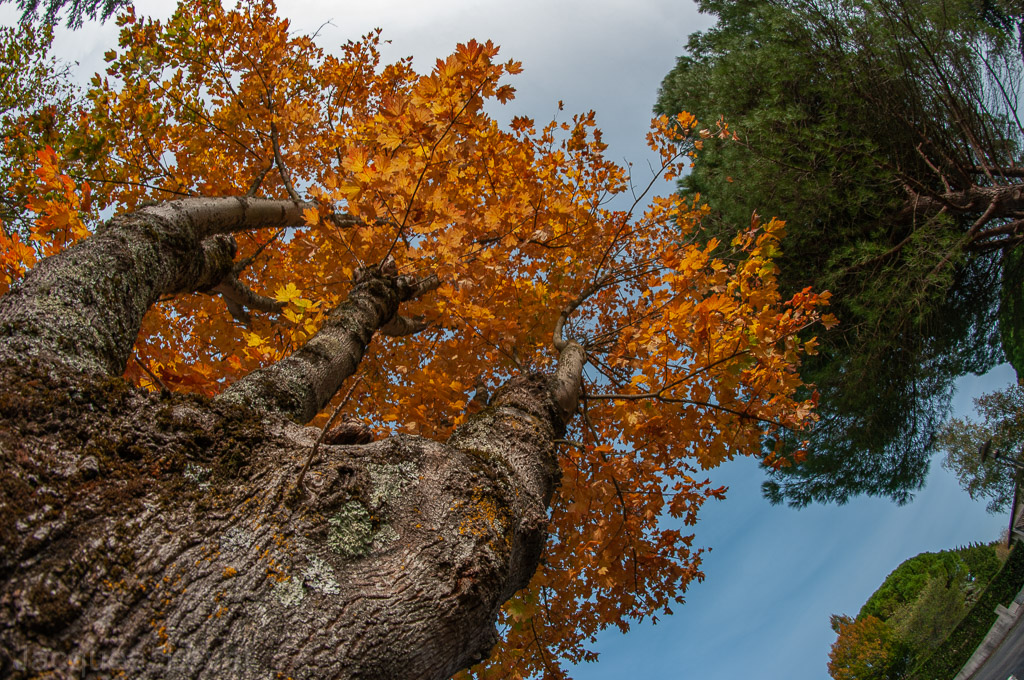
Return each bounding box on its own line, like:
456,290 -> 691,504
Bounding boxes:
0,1 -> 834,676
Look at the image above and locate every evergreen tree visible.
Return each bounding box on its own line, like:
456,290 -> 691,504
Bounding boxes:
657,0 -> 1023,506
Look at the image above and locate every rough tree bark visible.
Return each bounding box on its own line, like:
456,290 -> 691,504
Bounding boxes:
0,197 -> 582,679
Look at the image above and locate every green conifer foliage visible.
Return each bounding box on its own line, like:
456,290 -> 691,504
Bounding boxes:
657,0 -> 1022,506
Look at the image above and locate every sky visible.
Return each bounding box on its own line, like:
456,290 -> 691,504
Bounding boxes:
8,1 -> 1019,677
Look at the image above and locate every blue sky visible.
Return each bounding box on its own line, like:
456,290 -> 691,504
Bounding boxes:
19,1 -> 1019,677
575,367 -> 1015,680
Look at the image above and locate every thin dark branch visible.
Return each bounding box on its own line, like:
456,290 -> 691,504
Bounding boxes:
133,354 -> 169,394
294,376 -> 365,492
233,228 -> 286,275
246,160 -> 275,198
584,391 -> 783,427
529,616 -> 558,679
383,77 -> 494,263
270,119 -> 302,202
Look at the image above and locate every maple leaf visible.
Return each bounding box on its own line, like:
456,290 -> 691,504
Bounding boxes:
274,282 -> 303,304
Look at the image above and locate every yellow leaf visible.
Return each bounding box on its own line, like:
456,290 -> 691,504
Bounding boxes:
274,282 -> 302,304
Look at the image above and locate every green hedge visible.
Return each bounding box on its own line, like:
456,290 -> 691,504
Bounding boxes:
908,542 -> 1024,679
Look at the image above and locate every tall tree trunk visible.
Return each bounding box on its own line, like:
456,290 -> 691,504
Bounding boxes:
0,198 -> 579,679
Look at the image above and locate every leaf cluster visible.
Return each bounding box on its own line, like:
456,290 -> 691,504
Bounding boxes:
1001,246 -> 1024,374
0,23 -> 95,231
0,0 -> 128,28
828,614 -> 911,680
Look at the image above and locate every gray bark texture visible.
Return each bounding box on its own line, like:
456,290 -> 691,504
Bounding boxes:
0,198 -> 579,679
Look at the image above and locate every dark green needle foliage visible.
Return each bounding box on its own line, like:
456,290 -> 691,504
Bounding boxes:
1,0 -> 129,27
657,0 -> 1023,507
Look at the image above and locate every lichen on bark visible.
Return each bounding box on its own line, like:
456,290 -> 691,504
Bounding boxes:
327,501 -> 375,558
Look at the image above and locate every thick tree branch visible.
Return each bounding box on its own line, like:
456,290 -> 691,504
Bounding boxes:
967,235 -> 1024,252
211,273 -> 285,325
216,266 -> 439,423
970,165 -> 1024,178
133,196 -> 315,238
0,225 -> 234,375
0,198 -> 353,376
549,340 -> 586,424
548,279 -> 616,423
899,183 -> 1024,225
380,314 -> 430,337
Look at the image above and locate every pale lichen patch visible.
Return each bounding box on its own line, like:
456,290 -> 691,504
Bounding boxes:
302,556 -> 340,594
220,526 -> 255,553
183,463 -> 210,489
367,461 -> 417,509
327,502 -> 373,558
372,524 -> 399,550
273,574 -> 305,607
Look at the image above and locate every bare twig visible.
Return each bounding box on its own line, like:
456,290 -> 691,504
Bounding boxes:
233,228 -> 286,275
270,119 -> 302,202
246,159 -> 275,197
133,354 -> 170,394
915,143 -> 952,193
585,390 -> 782,427
552,280 -> 605,352
383,77 -> 494,263
294,376 -> 365,491
529,616 -> 558,679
